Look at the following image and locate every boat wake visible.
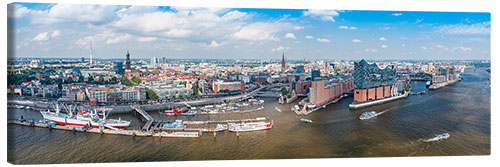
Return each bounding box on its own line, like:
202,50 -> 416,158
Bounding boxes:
419,133 -> 450,142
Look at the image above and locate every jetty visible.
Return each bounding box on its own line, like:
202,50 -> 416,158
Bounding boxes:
130,106 -> 154,131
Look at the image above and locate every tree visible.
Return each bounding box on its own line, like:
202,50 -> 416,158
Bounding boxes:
280,87 -> 289,96
218,89 -> 229,93
78,76 -> 84,82
145,88 -> 159,99
131,77 -> 141,84
121,76 -> 134,86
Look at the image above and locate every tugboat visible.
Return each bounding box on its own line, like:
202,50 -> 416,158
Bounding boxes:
359,111 -> 378,120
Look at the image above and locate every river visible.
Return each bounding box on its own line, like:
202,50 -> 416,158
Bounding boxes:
7,67 -> 490,164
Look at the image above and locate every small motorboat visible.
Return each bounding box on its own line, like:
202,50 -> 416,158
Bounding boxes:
359,111 -> 378,120
423,133 -> 450,142
300,118 -> 312,123
275,107 -> 281,112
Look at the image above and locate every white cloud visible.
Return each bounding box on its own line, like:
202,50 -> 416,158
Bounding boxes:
392,13 -> 402,16
305,35 -> 314,39
317,38 -> 330,43
50,30 -> 61,38
284,33 -> 296,39
8,4 -> 31,19
365,48 -> 378,53
271,46 -> 291,52
402,44 -> 406,47
436,22 -> 490,35
32,32 -> 49,41
232,22 -> 292,41
338,25 -> 357,30
435,44 -> 449,51
381,45 -> 388,48
75,31 -> 132,46
416,18 -> 424,23
208,40 -> 222,48
452,46 -> 472,52
111,7 -> 257,42
338,26 -> 348,29
352,39 -> 362,43
303,9 -> 339,22
106,34 -> 132,44
30,4 -> 117,24
379,37 -> 387,41
420,46 -> 428,50
293,26 -> 304,30
137,37 -> 158,42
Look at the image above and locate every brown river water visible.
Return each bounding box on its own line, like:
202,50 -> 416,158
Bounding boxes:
7,67 -> 490,164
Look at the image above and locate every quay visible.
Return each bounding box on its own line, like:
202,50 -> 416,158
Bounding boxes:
349,91 -> 409,110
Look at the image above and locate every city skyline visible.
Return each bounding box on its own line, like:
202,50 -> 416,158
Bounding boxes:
8,3 -> 490,60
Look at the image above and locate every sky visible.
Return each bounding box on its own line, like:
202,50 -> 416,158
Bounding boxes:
8,3 -> 491,60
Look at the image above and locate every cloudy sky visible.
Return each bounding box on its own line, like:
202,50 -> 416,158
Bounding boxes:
8,3 -> 490,60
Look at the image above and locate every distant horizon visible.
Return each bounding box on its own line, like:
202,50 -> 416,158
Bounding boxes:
8,3 -> 491,60
9,56 -> 491,62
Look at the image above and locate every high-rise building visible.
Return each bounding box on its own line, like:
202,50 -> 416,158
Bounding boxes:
311,67 -> 321,81
89,41 -> 93,65
125,50 -> 131,69
281,52 -> 286,73
81,56 -> 85,62
162,57 -> 166,64
151,57 -> 157,66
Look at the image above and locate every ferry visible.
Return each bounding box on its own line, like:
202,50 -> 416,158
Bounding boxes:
359,111 -> 378,120
228,121 -> 273,132
41,109 -> 130,128
300,118 -> 313,123
162,120 -> 185,129
423,133 -> 450,142
201,124 -> 227,133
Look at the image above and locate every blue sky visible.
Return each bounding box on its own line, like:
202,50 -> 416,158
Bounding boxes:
8,3 -> 490,60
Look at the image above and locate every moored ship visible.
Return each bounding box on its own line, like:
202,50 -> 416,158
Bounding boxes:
41,108 -> 130,128
228,121 -> 273,132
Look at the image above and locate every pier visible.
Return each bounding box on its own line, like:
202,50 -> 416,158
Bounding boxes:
130,106 -> 154,131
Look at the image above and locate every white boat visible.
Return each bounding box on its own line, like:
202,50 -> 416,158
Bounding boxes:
275,107 -> 281,112
228,121 -> 273,132
41,107 -> 130,128
201,124 -> 227,133
423,133 -> 450,142
359,111 -> 378,120
300,118 -> 312,123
